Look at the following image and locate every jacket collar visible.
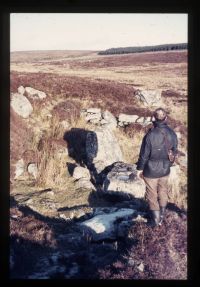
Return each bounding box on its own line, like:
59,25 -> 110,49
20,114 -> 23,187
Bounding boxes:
153,120 -> 167,128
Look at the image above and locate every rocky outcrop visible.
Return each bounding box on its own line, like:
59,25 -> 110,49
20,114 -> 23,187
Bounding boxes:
27,163 -> 38,179
75,179 -> 95,191
24,87 -> 47,99
11,93 -> 33,118
81,109 -> 117,129
118,114 -> 138,126
118,114 -> 151,127
101,110 -> 117,130
14,85 -> 47,100
14,159 -> 25,179
82,108 -> 151,128
80,208 -> 135,241
72,166 -> 95,190
134,89 -> 162,107
73,166 -> 91,180
17,86 -> 25,95
86,108 -> 101,122
102,162 -> 146,198
135,116 -> 152,126
86,127 -> 124,173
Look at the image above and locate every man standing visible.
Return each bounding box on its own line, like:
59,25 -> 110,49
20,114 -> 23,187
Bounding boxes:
136,108 -> 178,227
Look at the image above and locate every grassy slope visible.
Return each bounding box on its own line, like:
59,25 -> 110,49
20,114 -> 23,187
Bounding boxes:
10,50 -> 187,279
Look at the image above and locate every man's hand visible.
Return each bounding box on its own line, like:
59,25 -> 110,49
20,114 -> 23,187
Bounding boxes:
136,170 -> 143,179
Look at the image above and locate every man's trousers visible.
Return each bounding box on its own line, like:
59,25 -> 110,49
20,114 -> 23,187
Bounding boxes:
143,175 -> 169,210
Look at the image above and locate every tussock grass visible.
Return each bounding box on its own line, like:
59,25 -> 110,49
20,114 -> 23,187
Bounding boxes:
36,139 -> 69,189
114,126 -> 145,164
32,112 -> 71,188
48,115 -> 65,139
10,51 -> 187,209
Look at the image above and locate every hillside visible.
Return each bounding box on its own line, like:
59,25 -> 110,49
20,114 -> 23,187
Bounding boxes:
10,49 -> 187,279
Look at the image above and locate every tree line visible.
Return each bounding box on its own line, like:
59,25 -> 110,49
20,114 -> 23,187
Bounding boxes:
98,43 -> 187,55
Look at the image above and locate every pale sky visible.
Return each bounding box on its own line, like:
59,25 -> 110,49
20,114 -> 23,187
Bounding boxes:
10,13 -> 188,52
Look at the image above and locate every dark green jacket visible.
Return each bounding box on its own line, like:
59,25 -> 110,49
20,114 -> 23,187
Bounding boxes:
136,121 -> 178,178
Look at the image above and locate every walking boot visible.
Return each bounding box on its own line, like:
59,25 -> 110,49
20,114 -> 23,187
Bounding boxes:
148,210 -> 161,227
159,206 -> 166,225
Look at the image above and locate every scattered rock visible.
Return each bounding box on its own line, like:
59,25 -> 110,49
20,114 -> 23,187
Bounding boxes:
17,86 -> 25,95
46,190 -> 55,197
80,208 -> 135,241
27,163 -> 38,179
132,214 -> 147,223
24,87 -> 46,99
83,108 -> 118,129
75,178 -> 95,191
118,114 -> 151,127
85,113 -> 102,122
135,89 -> 162,107
59,213 -> 71,221
11,93 -> 33,118
118,114 -> 138,126
84,108 -> 102,124
137,262 -> 144,272
103,162 -> 146,199
73,166 -> 91,180
83,108 -> 151,128
86,127 -> 124,173
137,116 -> 152,126
87,108 -> 101,114
101,110 -> 117,130
14,159 -> 25,179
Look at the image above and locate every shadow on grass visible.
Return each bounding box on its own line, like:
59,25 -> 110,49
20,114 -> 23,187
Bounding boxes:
9,196 -> 133,279
10,190 -> 187,279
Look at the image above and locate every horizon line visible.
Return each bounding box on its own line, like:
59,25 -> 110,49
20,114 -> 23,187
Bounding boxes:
11,42 -> 187,53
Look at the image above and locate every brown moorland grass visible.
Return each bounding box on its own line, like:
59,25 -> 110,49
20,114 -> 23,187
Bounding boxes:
11,50 -> 187,67
10,71 -> 150,117
10,51 -> 187,92
10,50 -> 187,280
64,50 -> 187,69
10,50 -> 187,207
10,50 -> 98,63
98,209 -> 187,280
